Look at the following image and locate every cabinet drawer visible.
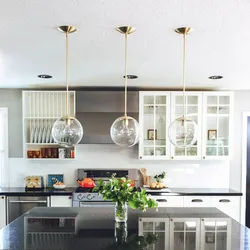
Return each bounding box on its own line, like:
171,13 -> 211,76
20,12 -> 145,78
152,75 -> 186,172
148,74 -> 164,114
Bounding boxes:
50,196 -> 72,207
183,196 -> 211,207
211,196 -> 240,221
151,196 -> 183,207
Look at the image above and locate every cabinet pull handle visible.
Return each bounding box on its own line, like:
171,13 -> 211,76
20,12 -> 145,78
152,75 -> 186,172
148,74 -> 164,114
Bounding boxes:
69,196 -> 72,199
219,199 -> 231,203
191,199 -> 203,202
156,199 -> 167,202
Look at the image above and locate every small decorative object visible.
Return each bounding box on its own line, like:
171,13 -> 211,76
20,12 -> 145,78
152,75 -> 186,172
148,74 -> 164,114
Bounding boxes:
150,171 -> 166,189
148,129 -> 157,140
208,130 -> 217,140
58,148 -> 66,159
47,174 -> 64,187
93,174 -> 158,222
205,232 -> 215,243
27,150 -> 41,158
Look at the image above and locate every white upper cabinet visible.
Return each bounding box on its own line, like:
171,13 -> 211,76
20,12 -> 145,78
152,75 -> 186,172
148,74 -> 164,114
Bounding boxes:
139,91 -> 171,160
139,91 -> 233,160
170,92 -> 202,160
202,92 -> 234,160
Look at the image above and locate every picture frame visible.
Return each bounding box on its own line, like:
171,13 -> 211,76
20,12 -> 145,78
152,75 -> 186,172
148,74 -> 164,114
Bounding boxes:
148,129 -> 157,140
208,129 -> 217,140
205,232 -> 215,243
47,174 -> 64,187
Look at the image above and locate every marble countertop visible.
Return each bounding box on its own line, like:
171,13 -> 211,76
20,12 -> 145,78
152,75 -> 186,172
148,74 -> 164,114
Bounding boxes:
0,207 -> 248,249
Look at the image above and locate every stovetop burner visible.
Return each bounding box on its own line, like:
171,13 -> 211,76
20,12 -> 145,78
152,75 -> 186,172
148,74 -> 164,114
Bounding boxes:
74,187 -> 95,193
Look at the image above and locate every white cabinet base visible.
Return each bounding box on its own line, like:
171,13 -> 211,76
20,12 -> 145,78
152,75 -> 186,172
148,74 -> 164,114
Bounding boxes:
50,196 -> 72,207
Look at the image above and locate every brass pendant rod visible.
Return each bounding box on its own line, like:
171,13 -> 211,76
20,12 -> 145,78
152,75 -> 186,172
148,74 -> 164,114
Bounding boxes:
65,31 -> 69,117
182,32 -> 186,119
124,33 -> 128,118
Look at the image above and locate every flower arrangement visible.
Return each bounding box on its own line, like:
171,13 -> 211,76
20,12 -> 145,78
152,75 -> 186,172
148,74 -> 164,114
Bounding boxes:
93,174 -> 158,221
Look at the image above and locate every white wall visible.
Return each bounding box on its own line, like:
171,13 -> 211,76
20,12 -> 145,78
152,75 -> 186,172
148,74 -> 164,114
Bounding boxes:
230,90 -> 250,191
9,144 -> 229,188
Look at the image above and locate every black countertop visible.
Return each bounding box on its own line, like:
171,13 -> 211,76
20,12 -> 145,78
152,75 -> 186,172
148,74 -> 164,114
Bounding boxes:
0,187 -> 242,196
0,187 -> 75,196
0,207 -> 248,250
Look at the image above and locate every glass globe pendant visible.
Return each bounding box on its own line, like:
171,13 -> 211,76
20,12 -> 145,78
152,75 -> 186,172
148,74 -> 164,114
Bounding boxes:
52,26 -> 83,148
110,26 -> 139,147
168,27 -> 197,148
168,117 -> 198,148
110,116 -> 139,147
52,116 -> 83,148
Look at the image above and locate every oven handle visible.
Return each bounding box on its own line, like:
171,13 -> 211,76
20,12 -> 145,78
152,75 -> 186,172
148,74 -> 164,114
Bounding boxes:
8,200 -> 47,204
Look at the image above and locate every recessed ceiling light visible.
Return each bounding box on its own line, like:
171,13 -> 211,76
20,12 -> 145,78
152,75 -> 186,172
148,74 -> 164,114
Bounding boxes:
38,74 -> 52,79
123,75 -> 138,79
208,75 -> 223,80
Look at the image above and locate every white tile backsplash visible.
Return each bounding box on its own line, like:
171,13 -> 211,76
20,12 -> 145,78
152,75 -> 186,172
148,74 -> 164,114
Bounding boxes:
8,144 -> 229,188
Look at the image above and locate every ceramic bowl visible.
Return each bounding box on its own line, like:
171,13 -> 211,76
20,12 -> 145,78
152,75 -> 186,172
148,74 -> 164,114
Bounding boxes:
53,184 -> 66,189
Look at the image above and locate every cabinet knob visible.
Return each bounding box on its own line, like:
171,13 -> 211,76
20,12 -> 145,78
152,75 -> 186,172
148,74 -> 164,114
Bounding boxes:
69,196 -> 72,200
203,156 -> 205,159
171,156 -> 174,160
1,196 -> 4,199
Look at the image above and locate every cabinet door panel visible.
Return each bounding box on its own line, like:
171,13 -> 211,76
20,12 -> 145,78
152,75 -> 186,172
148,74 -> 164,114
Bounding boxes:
50,196 -> 72,207
0,196 -> 6,229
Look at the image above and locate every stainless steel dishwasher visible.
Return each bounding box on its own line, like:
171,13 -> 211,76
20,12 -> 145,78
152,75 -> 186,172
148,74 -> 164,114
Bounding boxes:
7,196 -> 50,223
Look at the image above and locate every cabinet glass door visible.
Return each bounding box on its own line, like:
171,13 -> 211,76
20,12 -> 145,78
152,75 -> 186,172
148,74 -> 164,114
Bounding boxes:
170,218 -> 200,250
170,92 -> 202,160
138,217 -> 169,250
201,218 -> 231,250
202,93 -> 232,159
139,92 -> 170,159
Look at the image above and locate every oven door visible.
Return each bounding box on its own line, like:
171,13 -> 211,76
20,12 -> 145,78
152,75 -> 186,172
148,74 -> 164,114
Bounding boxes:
79,201 -> 115,207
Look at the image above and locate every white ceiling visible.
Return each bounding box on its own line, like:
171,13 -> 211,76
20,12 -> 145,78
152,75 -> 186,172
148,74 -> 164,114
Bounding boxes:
0,0 -> 250,90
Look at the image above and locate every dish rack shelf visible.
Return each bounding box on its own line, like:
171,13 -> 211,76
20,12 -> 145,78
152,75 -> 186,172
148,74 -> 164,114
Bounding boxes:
22,91 -> 76,160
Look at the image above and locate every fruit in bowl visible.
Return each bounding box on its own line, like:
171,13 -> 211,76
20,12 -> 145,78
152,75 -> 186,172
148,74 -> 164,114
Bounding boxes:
53,181 -> 66,189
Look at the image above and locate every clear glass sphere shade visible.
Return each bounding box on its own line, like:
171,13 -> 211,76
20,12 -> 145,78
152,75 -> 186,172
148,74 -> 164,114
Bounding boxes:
110,116 -> 139,147
52,116 -> 84,148
168,117 -> 198,148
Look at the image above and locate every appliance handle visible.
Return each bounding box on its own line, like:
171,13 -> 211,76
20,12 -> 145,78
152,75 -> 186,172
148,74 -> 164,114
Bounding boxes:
8,200 -> 47,204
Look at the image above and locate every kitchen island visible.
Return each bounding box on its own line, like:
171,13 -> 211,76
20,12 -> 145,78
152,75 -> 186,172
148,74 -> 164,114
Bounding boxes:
0,206 -> 248,249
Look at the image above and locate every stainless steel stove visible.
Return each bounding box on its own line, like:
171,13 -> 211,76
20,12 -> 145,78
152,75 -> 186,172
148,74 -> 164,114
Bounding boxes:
72,169 -> 140,207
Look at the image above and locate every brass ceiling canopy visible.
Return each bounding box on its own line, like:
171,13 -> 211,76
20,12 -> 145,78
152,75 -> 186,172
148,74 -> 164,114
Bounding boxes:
116,26 -> 136,35
175,27 -> 193,35
57,25 -> 77,34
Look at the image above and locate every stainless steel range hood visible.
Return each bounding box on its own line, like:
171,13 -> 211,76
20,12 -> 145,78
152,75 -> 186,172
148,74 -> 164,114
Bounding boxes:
76,90 -> 138,144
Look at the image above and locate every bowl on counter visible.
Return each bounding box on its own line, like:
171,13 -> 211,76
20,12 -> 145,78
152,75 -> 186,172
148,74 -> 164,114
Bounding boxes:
53,184 -> 66,189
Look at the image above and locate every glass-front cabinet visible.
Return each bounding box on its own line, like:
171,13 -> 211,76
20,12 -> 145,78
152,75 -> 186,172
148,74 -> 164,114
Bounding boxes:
139,92 -> 171,159
169,218 -> 200,250
170,92 -> 202,160
201,218 -> 231,250
139,91 -> 233,160
138,217 -> 170,250
202,92 -> 233,160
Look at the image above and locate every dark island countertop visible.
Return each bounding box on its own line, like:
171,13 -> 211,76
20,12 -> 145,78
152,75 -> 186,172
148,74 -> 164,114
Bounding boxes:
0,187 -> 242,196
0,206 -> 248,249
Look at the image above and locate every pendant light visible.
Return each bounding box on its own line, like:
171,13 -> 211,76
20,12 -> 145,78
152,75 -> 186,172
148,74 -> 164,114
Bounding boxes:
110,26 -> 139,147
168,27 -> 198,148
52,25 -> 83,148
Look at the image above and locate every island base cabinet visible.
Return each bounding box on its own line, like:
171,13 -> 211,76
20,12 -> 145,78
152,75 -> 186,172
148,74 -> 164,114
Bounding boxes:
0,196 -> 6,229
50,196 -> 72,207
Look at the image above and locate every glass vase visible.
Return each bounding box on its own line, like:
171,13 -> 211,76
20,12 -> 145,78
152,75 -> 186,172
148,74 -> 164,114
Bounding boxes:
115,202 -> 128,222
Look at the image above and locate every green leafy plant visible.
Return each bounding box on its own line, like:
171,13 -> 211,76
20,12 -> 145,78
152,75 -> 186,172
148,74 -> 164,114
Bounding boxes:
154,171 -> 166,183
93,174 -> 158,212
